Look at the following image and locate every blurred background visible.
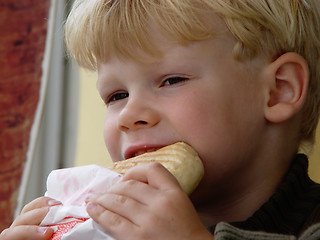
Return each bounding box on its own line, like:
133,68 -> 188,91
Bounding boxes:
0,0 -> 319,231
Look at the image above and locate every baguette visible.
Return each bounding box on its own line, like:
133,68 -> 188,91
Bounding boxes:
109,142 -> 204,195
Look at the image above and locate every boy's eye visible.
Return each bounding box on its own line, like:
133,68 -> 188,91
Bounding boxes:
163,77 -> 188,86
107,92 -> 129,104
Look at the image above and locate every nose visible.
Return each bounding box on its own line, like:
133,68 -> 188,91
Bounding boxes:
118,95 -> 160,132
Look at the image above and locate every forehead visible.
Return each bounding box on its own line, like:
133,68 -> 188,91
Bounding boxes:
97,31 -> 238,82
96,29 -> 266,98
103,14 -> 230,64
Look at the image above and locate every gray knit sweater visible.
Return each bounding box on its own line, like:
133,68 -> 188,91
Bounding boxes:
214,222 -> 320,240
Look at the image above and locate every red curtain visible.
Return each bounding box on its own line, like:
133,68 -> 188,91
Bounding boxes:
0,0 -> 50,230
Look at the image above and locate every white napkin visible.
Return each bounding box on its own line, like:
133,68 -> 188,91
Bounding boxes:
40,165 -> 122,240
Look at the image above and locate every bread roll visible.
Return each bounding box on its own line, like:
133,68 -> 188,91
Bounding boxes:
109,142 -> 204,195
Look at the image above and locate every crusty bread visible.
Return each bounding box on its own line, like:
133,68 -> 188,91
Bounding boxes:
109,142 -> 204,195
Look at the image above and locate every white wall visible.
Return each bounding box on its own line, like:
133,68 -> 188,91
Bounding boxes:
74,69 -> 112,166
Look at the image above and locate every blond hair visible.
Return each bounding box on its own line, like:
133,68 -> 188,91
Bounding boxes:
65,0 -> 320,144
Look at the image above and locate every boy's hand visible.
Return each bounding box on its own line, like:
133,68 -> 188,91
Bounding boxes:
86,163 -> 212,240
0,197 -> 60,240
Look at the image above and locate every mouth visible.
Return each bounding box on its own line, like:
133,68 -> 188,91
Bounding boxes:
125,146 -> 163,160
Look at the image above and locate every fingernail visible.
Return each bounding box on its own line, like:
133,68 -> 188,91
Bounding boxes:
0,229 -> 8,236
48,199 -> 62,206
85,193 -> 96,203
37,227 -> 49,235
86,202 -> 98,210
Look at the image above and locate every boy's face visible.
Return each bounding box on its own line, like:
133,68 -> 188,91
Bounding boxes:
97,31 -> 267,201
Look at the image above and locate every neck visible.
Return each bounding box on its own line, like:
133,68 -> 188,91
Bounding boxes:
193,178 -> 278,226
195,181 -> 278,226
193,151 -> 296,226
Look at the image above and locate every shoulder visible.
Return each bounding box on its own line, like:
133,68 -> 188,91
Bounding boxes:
299,223 -> 320,240
214,222 -> 320,240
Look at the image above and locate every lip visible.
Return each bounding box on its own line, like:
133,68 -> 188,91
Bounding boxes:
124,144 -> 166,160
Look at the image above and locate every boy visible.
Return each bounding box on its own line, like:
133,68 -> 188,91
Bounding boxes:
2,0 -> 320,239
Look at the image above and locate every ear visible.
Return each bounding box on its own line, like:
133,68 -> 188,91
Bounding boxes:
264,52 -> 309,123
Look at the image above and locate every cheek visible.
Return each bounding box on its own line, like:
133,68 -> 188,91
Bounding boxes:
167,90 -> 222,143
103,113 -> 119,161
167,89 -> 242,162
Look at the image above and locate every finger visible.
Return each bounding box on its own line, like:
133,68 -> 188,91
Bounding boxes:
88,190 -> 146,221
107,177 -> 158,204
11,206 -> 51,228
0,226 -> 54,240
108,163 -> 184,207
21,197 -> 61,214
122,162 -> 182,192
86,202 -> 139,239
